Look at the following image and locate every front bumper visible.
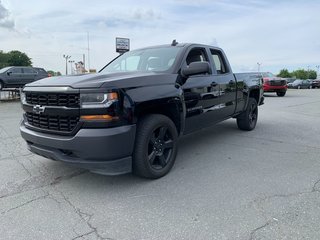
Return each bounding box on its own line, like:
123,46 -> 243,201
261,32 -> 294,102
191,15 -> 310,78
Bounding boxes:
20,122 -> 136,175
263,84 -> 287,92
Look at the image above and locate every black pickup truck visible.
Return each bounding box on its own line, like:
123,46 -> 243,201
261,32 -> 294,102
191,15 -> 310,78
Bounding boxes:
20,42 -> 264,179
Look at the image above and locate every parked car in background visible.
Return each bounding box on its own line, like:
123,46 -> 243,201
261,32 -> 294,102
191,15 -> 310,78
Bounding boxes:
0,66 -> 50,90
290,79 -> 312,89
311,79 -> 320,88
285,78 -> 296,87
261,72 -> 287,97
33,67 -> 51,80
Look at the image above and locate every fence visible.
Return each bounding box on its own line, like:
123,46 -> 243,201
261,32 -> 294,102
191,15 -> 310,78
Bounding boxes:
0,89 -> 21,101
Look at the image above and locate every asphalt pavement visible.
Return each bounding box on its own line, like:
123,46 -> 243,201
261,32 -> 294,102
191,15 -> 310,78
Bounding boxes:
1,89 -> 320,240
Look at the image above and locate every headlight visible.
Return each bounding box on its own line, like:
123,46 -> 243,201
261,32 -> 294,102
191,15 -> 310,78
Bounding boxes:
20,90 -> 26,104
80,92 -> 118,109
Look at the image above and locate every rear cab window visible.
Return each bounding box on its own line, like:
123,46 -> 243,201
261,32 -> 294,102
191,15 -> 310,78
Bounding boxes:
209,49 -> 229,74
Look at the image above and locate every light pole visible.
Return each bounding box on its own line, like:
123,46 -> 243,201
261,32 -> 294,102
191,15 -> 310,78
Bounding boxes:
68,60 -> 75,75
316,65 -> 320,78
257,62 -> 262,72
63,55 -> 71,75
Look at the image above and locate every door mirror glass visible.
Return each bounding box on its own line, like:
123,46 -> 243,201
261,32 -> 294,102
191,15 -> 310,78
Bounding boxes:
7,71 -> 12,75
181,61 -> 210,78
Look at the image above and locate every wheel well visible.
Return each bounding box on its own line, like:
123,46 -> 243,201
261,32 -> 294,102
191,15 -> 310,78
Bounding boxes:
249,89 -> 260,103
136,103 -> 181,134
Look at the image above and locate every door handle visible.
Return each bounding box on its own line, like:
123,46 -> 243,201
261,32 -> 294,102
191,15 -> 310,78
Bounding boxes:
211,82 -> 218,87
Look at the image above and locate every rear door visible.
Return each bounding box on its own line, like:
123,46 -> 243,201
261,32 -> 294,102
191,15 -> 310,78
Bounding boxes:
182,46 -> 222,134
22,67 -> 37,84
208,48 -> 237,119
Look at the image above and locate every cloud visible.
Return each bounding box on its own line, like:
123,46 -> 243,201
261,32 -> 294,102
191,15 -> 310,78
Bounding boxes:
0,1 -> 14,29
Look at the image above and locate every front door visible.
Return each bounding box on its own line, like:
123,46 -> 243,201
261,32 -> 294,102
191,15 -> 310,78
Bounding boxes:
7,67 -> 23,86
182,47 -> 221,134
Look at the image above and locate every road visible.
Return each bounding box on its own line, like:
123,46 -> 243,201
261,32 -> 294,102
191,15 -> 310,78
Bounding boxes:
1,89 -> 320,240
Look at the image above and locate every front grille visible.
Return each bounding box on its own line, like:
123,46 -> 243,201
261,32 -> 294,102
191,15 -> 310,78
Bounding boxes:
270,80 -> 286,86
26,112 -> 79,132
26,92 -> 79,107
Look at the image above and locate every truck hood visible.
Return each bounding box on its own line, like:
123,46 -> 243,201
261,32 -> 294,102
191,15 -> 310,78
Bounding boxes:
27,72 -> 178,89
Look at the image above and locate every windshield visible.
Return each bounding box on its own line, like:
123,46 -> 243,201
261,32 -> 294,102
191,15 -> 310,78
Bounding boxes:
0,67 -> 11,73
100,47 -> 181,73
262,72 -> 274,78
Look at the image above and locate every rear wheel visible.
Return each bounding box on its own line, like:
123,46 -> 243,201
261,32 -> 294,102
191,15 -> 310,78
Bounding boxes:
297,85 -> 301,89
133,114 -> 178,179
0,81 -> 3,90
276,91 -> 286,97
309,85 -> 312,89
237,98 -> 258,131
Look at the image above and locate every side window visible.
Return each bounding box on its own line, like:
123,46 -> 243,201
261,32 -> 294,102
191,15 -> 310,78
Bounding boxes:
210,49 -> 229,74
23,68 -> 35,74
186,48 -> 208,65
11,68 -> 22,74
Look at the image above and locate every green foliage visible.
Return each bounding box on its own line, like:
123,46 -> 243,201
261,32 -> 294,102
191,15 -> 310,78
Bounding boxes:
47,70 -> 62,76
278,69 -> 317,80
0,50 -> 32,68
0,51 -> 9,68
7,50 -> 32,66
277,69 -> 292,78
291,69 -> 308,79
308,70 -> 317,79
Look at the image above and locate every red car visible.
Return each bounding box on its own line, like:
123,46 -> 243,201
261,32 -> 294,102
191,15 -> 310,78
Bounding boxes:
261,72 -> 287,97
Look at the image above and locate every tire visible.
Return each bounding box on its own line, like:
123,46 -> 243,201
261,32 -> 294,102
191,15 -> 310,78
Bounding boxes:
237,98 -> 258,131
133,114 -> 178,179
309,85 -> 312,89
276,91 -> 286,97
297,85 -> 301,89
0,81 -> 3,91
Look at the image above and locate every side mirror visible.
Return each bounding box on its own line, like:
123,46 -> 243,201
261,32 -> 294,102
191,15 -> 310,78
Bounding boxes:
7,71 -> 12,75
181,61 -> 210,78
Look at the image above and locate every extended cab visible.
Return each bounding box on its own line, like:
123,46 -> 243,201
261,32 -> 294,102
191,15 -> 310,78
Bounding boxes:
20,43 -> 264,179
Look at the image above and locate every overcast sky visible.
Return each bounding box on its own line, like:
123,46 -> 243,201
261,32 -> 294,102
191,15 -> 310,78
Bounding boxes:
0,0 -> 319,74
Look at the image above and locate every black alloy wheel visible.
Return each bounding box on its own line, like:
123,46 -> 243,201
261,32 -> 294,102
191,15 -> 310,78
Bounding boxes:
237,97 -> 258,131
248,101 -> 258,128
133,114 -> 178,179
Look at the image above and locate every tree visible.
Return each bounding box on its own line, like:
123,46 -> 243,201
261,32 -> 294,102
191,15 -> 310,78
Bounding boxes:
277,68 -> 291,78
7,50 -> 32,66
307,70 -> 317,79
47,70 -> 62,76
0,51 -> 9,68
291,69 -> 308,80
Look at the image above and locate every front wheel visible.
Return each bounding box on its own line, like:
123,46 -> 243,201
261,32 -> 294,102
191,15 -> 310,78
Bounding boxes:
133,114 -> 178,179
237,98 -> 258,131
276,91 -> 286,97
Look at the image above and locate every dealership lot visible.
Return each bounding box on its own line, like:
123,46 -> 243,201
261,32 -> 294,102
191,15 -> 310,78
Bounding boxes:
1,89 -> 320,240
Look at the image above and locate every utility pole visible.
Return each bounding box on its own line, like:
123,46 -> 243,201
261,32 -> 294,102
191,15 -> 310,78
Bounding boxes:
68,60 -> 75,75
87,32 -> 90,72
63,55 -> 71,75
316,65 -> 319,78
257,62 -> 262,72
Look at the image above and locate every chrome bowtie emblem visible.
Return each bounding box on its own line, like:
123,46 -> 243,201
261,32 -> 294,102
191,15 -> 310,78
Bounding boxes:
33,105 -> 45,114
